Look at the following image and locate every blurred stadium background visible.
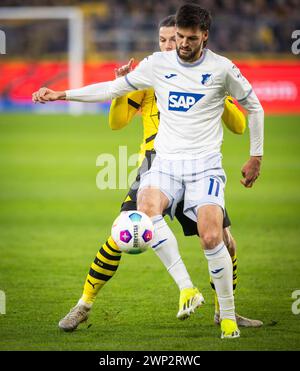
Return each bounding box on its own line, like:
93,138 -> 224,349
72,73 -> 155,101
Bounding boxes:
1,0 -> 300,113
0,0 -> 300,351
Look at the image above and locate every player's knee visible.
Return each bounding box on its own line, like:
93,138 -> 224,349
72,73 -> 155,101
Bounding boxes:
138,203 -> 157,217
137,188 -> 167,217
137,194 -> 159,217
201,230 -> 222,249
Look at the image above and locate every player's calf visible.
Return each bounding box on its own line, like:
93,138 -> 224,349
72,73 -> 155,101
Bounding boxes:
223,227 -> 236,257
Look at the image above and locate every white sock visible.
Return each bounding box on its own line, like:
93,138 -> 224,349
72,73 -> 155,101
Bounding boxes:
151,215 -> 193,291
204,242 -> 235,321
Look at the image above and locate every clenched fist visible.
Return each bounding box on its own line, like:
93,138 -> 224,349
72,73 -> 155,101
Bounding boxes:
32,87 -> 66,104
240,156 -> 262,188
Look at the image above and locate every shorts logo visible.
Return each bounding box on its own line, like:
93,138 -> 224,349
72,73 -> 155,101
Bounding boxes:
165,73 -> 177,79
168,92 -> 205,112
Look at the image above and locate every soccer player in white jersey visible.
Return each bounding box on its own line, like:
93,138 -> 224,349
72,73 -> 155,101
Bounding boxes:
32,4 -> 264,339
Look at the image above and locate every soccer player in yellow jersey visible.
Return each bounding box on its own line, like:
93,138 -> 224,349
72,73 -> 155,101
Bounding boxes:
58,15 -> 262,332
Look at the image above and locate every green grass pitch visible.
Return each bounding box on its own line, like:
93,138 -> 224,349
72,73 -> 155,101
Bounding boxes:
0,113 -> 299,351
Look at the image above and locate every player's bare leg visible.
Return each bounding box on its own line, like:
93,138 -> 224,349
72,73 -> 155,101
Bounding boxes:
198,205 -> 240,339
212,227 -> 263,328
138,187 -> 204,319
137,186 -> 169,218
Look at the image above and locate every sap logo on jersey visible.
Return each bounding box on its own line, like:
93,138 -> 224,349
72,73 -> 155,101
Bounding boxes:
168,92 -> 205,112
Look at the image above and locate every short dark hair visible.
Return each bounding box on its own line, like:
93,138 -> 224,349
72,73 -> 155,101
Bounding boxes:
175,3 -> 211,31
159,15 -> 176,29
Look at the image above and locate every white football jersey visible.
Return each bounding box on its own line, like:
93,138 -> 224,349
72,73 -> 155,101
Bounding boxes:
67,48 -> 264,159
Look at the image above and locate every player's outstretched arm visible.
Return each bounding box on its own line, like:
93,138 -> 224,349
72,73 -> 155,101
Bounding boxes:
32,81 -> 119,104
32,55 -> 153,104
32,88 -> 66,103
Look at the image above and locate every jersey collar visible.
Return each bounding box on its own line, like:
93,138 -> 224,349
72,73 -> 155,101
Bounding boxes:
176,48 -> 207,67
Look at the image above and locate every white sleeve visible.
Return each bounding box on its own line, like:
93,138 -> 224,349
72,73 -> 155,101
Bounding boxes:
65,56 -> 153,103
225,62 -> 253,102
225,62 -> 264,156
239,90 -> 264,156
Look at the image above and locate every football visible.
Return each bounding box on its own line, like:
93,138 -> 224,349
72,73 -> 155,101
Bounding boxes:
111,211 -> 154,254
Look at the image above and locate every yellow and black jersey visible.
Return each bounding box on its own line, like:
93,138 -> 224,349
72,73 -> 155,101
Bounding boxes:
109,88 -> 159,164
